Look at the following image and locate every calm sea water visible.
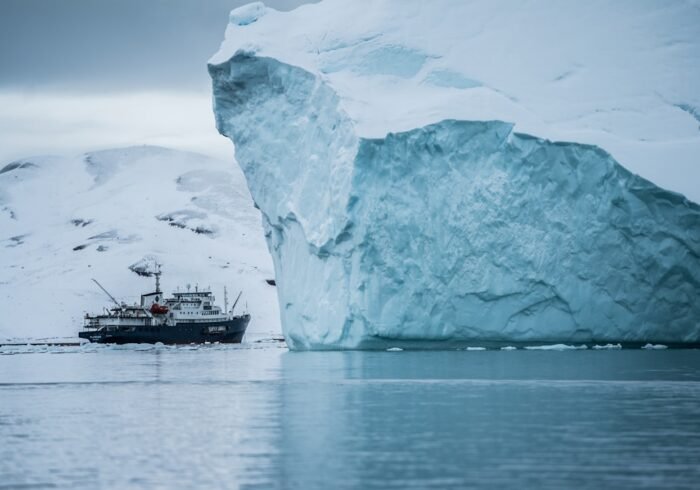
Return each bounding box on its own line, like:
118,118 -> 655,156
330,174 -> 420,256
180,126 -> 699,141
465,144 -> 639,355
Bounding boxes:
1,343 -> 700,489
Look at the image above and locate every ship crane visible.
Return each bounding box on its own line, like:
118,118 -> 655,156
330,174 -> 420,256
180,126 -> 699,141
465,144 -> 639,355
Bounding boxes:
91,279 -> 123,311
230,291 -> 243,315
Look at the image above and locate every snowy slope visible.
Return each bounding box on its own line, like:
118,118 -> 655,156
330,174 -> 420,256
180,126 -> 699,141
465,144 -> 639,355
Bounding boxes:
211,0 -> 700,202
0,146 -> 279,340
209,1 -> 700,349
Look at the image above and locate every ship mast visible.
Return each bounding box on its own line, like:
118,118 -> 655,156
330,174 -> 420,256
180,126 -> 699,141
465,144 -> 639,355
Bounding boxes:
224,286 -> 229,314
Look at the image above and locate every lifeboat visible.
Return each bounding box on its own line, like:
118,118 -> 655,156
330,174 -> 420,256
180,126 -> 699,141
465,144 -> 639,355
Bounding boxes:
150,303 -> 169,315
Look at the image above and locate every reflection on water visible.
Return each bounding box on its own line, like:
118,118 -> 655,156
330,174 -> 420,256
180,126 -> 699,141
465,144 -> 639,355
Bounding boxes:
279,350 -> 700,489
1,345 -> 700,489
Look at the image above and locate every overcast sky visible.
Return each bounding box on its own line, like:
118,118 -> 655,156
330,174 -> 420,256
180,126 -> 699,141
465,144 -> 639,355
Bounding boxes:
0,0 -> 312,162
1,1 -> 697,203
0,0 -> 309,92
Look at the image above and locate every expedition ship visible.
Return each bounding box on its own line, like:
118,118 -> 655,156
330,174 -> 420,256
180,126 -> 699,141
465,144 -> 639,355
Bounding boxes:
79,266 -> 250,344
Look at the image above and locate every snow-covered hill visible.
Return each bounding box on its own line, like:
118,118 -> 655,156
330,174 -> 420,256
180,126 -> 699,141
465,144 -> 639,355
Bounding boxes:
0,146 -> 279,339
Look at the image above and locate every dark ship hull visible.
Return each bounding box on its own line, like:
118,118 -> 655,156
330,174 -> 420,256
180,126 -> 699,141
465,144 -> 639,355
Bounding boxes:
79,315 -> 250,345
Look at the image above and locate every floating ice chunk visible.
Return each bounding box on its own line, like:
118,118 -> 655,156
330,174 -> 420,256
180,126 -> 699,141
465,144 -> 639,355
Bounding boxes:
525,344 -> 588,351
642,343 -> 668,350
179,345 -> 199,351
500,346 -> 517,351
386,347 -> 403,352
465,347 -> 487,351
112,343 -> 155,351
593,343 -> 622,350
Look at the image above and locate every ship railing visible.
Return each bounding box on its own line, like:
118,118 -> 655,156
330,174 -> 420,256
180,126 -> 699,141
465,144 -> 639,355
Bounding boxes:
83,317 -> 102,329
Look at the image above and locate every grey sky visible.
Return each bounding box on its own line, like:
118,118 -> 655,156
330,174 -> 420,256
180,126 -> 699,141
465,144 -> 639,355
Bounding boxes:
0,1 -> 697,203
0,0 -> 312,164
0,0 -> 310,92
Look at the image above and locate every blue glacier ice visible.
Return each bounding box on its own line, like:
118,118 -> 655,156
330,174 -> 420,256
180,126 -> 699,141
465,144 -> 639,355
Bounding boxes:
210,53 -> 700,349
209,1 -> 700,349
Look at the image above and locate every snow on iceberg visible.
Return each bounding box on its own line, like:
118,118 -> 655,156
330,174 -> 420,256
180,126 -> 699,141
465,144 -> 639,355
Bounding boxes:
209,1 -> 700,350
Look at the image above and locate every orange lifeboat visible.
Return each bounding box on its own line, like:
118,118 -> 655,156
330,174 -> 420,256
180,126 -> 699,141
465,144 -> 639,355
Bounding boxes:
150,303 -> 169,315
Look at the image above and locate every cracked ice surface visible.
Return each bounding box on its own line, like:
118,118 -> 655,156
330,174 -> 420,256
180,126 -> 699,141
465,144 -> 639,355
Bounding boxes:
210,1 -> 700,349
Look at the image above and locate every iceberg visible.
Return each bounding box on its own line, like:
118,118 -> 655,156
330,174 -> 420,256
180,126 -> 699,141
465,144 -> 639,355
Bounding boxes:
209,1 -> 700,349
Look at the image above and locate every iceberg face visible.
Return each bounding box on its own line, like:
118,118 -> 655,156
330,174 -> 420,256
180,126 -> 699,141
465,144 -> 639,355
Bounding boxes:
210,1 -> 700,349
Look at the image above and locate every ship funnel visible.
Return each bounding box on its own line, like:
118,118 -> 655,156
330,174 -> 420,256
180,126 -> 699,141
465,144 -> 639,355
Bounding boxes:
154,262 -> 162,293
